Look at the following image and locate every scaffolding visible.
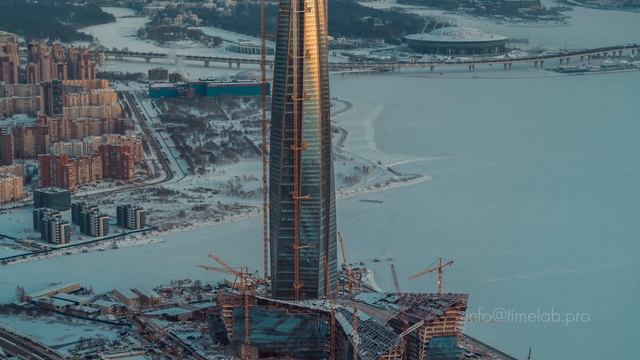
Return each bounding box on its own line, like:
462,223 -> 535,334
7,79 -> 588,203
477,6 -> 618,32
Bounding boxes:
216,289 -> 468,360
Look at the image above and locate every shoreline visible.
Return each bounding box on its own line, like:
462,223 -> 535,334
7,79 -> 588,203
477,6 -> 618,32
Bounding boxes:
0,174 -> 430,267
0,90 -> 430,267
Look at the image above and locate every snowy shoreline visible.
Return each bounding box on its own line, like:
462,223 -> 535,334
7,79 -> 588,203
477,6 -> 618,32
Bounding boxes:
0,173 -> 430,266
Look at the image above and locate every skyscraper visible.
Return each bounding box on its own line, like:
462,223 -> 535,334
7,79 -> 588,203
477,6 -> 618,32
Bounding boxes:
269,0 -> 336,300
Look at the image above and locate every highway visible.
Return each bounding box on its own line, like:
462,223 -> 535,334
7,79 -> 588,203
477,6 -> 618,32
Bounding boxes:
0,325 -> 64,360
74,90 -> 183,201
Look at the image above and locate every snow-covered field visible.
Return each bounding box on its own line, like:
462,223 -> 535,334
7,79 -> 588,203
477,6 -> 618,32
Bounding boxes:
0,314 -> 122,356
0,246 -> 24,258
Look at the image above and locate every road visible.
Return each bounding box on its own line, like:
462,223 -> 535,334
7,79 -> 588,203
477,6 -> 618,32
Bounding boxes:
75,90 -> 184,201
0,325 -> 64,360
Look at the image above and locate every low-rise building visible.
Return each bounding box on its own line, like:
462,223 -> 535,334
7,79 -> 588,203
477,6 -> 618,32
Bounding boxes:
52,293 -> 92,306
112,288 -> 140,307
132,288 -> 161,306
26,282 -> 81,300
91,299 -> 125,315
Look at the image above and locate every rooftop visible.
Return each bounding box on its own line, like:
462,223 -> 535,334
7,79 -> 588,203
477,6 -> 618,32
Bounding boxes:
355,292 -> 469,322
52,293 -> 91,304
405,26 -> 508,43
27,282 -> 80,299
36,187 -> 71,194
0,114 -> 38,126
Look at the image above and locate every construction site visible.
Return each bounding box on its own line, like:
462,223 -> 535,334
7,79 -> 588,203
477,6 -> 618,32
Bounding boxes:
160,0 -> 514,355
202,234 -> 514,360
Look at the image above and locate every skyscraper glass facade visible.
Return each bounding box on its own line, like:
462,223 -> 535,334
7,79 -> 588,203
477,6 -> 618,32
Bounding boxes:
269,0 -> 337,300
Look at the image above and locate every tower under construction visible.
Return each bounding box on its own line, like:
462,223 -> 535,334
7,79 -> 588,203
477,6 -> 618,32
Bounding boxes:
269,0 -> 337,300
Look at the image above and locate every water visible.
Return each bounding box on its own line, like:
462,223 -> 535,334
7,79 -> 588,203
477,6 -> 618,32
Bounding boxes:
364,0 -> 640,49
1,4 -> 639,359
331,70 -> 640,359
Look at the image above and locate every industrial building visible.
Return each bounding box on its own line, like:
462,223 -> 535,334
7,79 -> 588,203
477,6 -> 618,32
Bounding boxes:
25,282 -> 81,300
33,187 -> 71,210
148,79 -> 269,99
117,204 -> 147,230
405,27 -> 508,55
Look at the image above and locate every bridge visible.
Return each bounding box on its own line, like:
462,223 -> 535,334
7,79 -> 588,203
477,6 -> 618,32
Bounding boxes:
99,50 -> 272,69
98,44 -> 640,72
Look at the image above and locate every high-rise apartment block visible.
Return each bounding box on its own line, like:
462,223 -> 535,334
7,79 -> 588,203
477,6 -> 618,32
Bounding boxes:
33,208 -> 71,244
0,31 -> 19,84
0,173 -> 24,203
33,187 -> 71,211
0,128 -> 14,165
72,202 -> 109,237
117,204 -> 146,230
100,144 -> 134,180
41,80 -> 64,117
24,43 -> 96,84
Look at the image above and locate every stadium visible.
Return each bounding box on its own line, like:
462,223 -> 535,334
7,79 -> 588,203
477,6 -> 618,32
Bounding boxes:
405,26 -> 508,55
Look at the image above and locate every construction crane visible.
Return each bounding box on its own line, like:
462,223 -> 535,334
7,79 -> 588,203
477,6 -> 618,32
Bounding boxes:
408,257 -> 454,294
338,233 -> 359,360
398,320 -> 424,338
199,253 -> 264,360
338,232 -> 353,293
259,0 -> 269,283
390,263 -> 401,294
324,255 -> 337,360
287,0 -> 310,300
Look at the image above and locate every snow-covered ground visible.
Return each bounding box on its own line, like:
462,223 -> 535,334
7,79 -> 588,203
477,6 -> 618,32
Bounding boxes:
0,313 -> 122,356
0,246 -> 24,258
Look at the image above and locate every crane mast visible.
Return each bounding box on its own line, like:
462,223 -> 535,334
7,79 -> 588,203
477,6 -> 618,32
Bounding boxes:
390,263 -> 401,294
260,0 -> 269,283
199,253 -> 265,360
